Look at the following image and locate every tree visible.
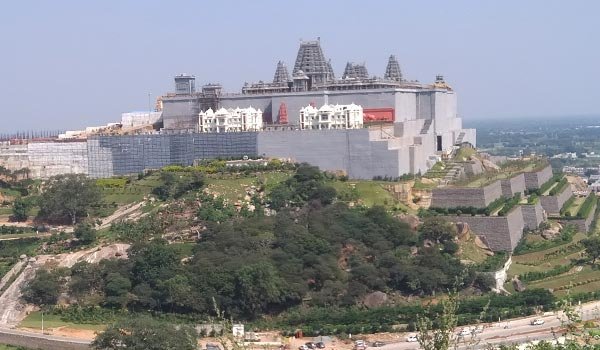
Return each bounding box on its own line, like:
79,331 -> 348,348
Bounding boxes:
418,217 -> 457,244
92,317 -> 198,350
38,174 -> 101,225
11,197 -> 31,222
22,269 -> 64,306
417,293 -> 459,350
104,273 -> 132,308
74,224 -> 97,245
582,236 -> 600,264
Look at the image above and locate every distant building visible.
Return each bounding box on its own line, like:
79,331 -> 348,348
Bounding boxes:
199,107 -> 263,133
299,104 -> 363,130
121,111 -> 162,128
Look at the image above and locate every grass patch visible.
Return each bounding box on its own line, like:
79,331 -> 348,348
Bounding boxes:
458,236 -> 490,264
0,208 -> 12,216
19,311 -> 106,331
329,180 -> 408,211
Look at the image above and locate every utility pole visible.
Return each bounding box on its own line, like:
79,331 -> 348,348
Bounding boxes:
41,311 -> 44,334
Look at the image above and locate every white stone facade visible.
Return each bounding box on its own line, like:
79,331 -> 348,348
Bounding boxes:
121,111 -> 162,128
299,103 -> 363,130
199,107 -> 263,133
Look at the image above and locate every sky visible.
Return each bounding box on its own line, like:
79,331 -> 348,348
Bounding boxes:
0,0 -> 599,133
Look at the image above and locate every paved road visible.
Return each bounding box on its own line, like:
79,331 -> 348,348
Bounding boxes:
379,301 -> 600,350
0,326 -> 91,347
2,301 -> 600,349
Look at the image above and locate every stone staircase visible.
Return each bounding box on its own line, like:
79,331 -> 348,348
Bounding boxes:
455,131 -> 465,144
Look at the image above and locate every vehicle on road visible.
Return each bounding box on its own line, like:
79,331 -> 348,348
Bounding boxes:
372,341 -> 385,347
306,343 -> 316,349
316,342 -> 326,349
531,318 -> 545,326
406,335 -> 418,343
473,325 -> 484,334
354,340 -> 366,350
299,345 -> 308,350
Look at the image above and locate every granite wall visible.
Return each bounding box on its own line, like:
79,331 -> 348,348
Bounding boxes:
441,206 -> 525,251
430,181 -> 503,209
540,185 -> 574,216
500,173 -> 526,198
521,202 -> 545,230
524,165 -> 553,190
560,201 -> 597,233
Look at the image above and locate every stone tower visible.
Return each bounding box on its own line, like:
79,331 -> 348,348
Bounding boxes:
273,61 -> 290,84
342,62 -> 369,80
293,39 -> 335,88
384,55 -> 402,81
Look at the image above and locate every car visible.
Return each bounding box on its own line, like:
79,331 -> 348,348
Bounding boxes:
406,335 -> 418,343
354,340 -> 366,350
473,325 -> 484,334
305,343 -> 316,349
316,342 -> 326,349
458,328 -> 472,337
299,346 -> 309,350
372,341 -> 385,347
531,318 -> 545,326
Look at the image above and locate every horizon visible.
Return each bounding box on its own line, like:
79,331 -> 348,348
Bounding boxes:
1,0 -> 599,133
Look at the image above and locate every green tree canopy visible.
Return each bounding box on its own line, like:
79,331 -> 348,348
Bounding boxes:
582,236 -> 600,264
92,317 -> 198,350
38,174 -> 101,225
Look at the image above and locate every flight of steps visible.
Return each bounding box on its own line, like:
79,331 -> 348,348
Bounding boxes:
455,131 -> 465,144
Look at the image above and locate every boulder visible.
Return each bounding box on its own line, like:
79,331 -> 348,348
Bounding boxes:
362,291 -> 388,308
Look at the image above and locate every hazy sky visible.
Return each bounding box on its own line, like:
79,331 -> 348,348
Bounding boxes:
1,0 -> 598,133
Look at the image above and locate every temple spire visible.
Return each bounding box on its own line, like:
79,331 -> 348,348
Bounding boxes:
384,55 -> 402,81
273,61 -> 290,84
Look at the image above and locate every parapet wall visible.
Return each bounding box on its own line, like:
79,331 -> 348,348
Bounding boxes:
540,185 -> 574,216
500,173 -> 526,198
523,165 -> 553,190
521,202 -> 545,230
431,181 -> 502,209
441,206 -> 525,251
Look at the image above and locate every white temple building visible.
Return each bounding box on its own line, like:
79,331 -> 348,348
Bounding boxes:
299,103 -> 364,130
199,107 -> 263,133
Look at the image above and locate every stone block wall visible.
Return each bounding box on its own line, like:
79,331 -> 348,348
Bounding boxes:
431,180 -> 503,209
521,202 -> 545,230
441,206 -> 525,251
560,201 -> 597,233
500,173 -> 526,198
0,331 -> 90,350
524,165 -> 553,190
540,185 -> 574,216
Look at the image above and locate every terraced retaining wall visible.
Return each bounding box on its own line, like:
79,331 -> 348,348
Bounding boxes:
540,185 -> 573,216
441,206 -> 525,251
430,180 -> 503,209
560,201 -> 597,233
523,165 -> 553,190
500,173 -> 526,198
521,202 -> 545,230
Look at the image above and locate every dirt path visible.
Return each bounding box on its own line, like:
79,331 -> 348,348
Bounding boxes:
97,202 -> 146,230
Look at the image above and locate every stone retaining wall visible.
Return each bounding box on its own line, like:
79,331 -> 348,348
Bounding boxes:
0,331 -> 90,350
523,165 -> 553,190
560,202 -> 597,233
431,181 -> 503,209
500,173 -> 526,198
441,206 -> 525,251
521,202 -> 545,230
540,185 -> 574,216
